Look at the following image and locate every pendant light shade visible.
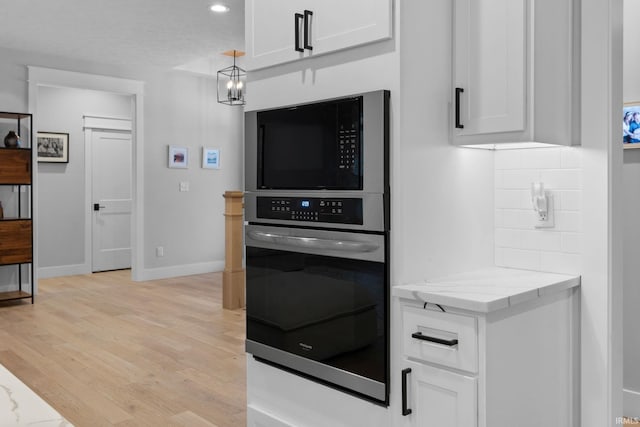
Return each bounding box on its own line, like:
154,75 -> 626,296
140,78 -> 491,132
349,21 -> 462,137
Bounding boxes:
217,50 -> 246,106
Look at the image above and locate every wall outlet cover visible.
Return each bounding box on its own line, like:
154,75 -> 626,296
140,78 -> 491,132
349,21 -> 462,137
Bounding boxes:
533,193 -> 555,229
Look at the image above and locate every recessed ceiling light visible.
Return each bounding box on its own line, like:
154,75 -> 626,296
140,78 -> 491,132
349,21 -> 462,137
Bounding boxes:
210,4 -> 230,13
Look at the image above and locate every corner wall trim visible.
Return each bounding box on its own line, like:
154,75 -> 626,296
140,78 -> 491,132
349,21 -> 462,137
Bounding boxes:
38,264 -> 91,279
624,389 -> 640,418
135,260 -> 225,282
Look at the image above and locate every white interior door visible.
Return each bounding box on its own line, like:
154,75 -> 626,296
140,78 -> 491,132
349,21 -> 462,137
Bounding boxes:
91,130 -> 132,272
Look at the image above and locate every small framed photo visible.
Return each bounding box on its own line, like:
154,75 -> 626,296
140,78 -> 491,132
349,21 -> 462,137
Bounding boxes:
168,145 -> 188,168
202,147 -> 220,169
37,132 -> 69,163
624,102 -> 640,149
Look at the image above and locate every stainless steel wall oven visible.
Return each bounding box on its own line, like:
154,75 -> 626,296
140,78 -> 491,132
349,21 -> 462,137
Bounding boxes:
245,90 -> 390,404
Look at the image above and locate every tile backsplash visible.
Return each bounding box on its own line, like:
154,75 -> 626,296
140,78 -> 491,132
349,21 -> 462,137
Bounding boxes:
494,147 -> 582,275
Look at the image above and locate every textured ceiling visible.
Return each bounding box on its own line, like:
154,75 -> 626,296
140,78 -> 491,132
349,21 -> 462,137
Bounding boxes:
0,0 -> 244,70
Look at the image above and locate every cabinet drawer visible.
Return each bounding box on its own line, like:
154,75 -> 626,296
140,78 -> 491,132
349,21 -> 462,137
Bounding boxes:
0,220 -> 32,265
0,149 -> 31,184
402,305 -> 478,373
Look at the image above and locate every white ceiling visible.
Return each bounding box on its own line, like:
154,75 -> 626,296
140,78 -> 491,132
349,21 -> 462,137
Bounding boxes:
0,0 -> 244,70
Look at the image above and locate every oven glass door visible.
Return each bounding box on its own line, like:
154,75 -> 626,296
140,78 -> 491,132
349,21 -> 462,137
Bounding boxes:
257,97 -> 362,190
245,226 -> 387,396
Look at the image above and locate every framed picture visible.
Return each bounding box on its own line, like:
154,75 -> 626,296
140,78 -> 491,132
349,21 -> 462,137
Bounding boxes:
168,145 -> 188,168
37,132 -> 69,163
624,102 -> 640,149
202,147 -> 220,169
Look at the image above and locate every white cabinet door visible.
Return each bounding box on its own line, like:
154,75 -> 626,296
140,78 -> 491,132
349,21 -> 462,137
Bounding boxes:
452,0 -> 527,140
402,361 -> 477,427
245,0 -> 392,70
245,0 -> 310,71
308,0 -> 392,56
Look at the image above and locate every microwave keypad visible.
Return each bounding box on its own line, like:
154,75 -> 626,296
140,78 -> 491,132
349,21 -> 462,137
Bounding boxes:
257,197 -> 363,225
338,126 -> 358,170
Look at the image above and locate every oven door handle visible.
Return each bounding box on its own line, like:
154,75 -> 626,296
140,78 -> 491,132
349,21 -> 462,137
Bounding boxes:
247,230 -> 380,253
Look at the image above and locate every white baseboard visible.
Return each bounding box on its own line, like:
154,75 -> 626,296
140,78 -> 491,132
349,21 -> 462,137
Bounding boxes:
624,389 -> 640,418
134,260 -> 225,282
38,263 -> 91,279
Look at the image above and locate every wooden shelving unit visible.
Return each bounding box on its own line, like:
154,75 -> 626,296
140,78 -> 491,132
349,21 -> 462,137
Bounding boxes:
0,112 -> 34,304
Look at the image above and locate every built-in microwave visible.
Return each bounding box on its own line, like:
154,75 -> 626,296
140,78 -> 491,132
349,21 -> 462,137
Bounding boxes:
245,90 -> 389,194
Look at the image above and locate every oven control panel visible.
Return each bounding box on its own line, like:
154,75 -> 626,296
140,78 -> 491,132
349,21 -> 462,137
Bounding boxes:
257,197 -> 363,225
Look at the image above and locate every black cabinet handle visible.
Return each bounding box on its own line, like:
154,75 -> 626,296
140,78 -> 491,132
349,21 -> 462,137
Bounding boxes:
303,10 -> 313,50
412,331 -> 459,347
93,203 -> 106,211
294,13 -> 304,52
402,368 -> 412,416
455,87 -> 464,129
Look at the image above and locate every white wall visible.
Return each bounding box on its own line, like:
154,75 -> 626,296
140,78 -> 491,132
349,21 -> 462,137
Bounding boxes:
623,0 -> 640,415
0,45 -> 243,281
37,86 -> 132,270
494,147 -> 582,275
142,71 -> 243,276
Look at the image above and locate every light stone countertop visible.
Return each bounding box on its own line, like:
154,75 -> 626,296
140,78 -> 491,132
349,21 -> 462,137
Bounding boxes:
0,363 -> 72,426
393,267 -> 580,313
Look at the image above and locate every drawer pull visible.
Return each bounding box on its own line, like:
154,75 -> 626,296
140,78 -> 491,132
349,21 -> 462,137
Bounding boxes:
411,331 -> 458,347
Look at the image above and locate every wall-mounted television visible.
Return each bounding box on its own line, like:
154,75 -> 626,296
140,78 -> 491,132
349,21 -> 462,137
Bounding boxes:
624,102 -> 640,149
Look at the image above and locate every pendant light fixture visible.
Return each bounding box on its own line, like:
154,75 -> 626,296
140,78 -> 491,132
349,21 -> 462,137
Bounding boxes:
217,50 -> 246,106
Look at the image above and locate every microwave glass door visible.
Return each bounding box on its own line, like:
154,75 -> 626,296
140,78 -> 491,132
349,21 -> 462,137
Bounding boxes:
257,97 -> 363,190
246,245 -> 386,385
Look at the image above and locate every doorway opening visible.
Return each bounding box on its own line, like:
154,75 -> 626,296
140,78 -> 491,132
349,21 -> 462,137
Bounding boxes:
28,67 -> 144,287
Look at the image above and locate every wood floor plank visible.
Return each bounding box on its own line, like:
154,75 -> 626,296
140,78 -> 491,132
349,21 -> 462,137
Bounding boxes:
0,271 -> 247,426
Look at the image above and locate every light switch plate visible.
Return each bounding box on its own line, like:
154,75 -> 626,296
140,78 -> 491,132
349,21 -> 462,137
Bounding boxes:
179,182 -> 189,192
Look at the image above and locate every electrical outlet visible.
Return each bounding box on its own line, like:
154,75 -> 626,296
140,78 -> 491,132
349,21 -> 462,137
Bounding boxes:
533,193 -> 555,229
156,246 -> 164,257
179,182 -> 189,192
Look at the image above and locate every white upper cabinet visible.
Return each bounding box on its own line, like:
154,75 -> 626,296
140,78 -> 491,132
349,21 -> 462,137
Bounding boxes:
245,0 -> 393,71
452,0 -> 579,147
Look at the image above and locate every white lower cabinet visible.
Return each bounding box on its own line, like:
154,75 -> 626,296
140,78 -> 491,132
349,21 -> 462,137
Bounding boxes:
401,361 -> 477,427
395,289 -> 578,427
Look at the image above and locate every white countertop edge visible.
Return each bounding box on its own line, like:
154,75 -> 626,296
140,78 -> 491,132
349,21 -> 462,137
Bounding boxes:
393,267 -> 581,313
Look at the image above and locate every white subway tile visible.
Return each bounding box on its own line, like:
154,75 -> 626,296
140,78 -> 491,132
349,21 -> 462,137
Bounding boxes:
561,232 -> 582,254
558,191 -> 581,211
555,211 -> 582,232
521,230 -> 562,251
502,209 -> 529,228
495,189 -> 530,209
540,252 -> 581,275
561,147 -> 582,169
495,150 -> 523,170
520,148 -> 562,169
495,228 -> 522,248
501,170 -> 541,189
501,248 -> 541,270
495,170 -> 504,188
539,169 -> 582,189
495,247 -> 505,266
495,209 -> 504,227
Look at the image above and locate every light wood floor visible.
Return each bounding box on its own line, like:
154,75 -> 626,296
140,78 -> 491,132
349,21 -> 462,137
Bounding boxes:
0,270 -> 246,427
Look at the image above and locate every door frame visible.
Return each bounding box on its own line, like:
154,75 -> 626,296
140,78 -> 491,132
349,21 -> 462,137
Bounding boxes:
84,116 -> 133,273
27,66 -> 145,286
